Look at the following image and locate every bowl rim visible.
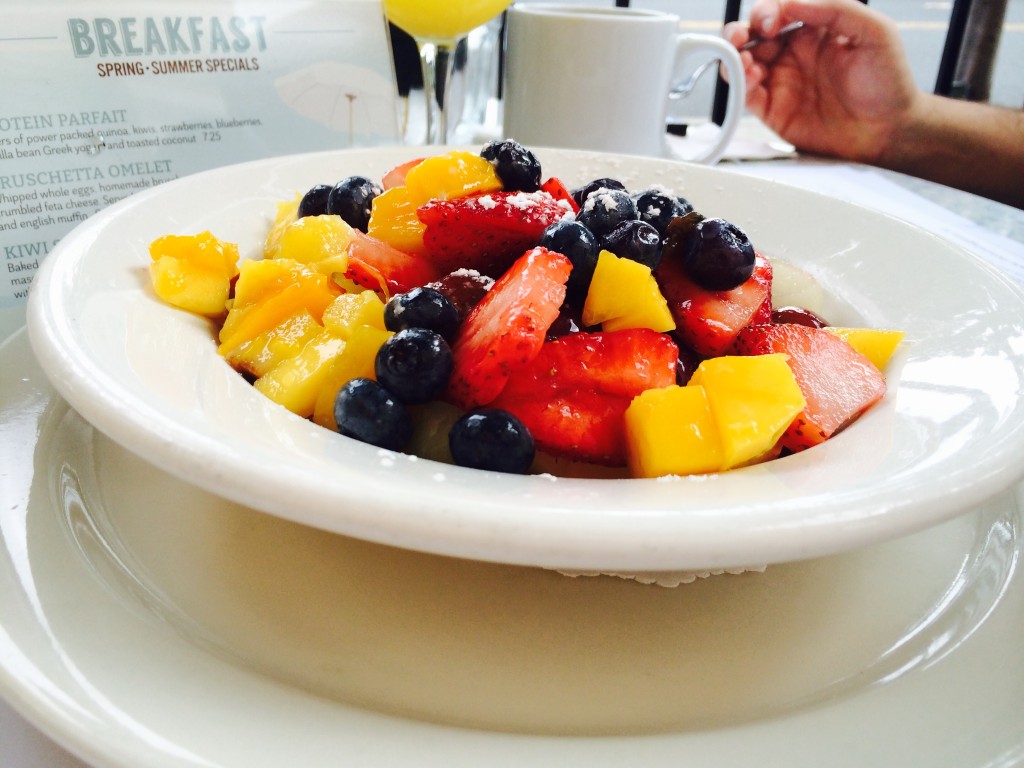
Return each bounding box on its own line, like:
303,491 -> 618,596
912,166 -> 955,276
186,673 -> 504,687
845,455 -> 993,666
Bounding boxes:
26,144 -> 1024,571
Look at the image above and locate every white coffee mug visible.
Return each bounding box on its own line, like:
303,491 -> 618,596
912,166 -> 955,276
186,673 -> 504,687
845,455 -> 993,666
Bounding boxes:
502,4 -> 745,164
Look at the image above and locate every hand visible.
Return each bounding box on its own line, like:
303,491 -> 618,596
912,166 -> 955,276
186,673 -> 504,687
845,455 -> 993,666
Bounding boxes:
724,0 -> 920,163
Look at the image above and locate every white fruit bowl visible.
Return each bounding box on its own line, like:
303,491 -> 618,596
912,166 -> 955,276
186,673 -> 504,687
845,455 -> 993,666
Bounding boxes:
26,146 -> 1024,573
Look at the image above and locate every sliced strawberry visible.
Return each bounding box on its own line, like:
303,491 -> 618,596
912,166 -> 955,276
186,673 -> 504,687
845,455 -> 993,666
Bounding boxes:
381,158 -> 424,190
447,247 -> 572,409
418,190 -> 572,276
732,323 -> 886,452
492,329 -> 679,465
750,283 -> 773,325
656,251 -> 772,357
345,230 -> 441,295
499,389 -> 628,466
540,177 -> 580,214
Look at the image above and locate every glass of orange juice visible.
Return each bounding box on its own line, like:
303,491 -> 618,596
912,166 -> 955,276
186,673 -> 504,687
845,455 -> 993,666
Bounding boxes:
384,0 -> 513,144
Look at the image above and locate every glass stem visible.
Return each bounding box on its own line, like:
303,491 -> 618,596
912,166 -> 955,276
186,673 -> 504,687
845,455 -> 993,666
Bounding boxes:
417,40 -> 457,144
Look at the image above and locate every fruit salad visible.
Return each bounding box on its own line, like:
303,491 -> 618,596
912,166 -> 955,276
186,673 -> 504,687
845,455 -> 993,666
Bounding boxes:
148,141 -> 904,478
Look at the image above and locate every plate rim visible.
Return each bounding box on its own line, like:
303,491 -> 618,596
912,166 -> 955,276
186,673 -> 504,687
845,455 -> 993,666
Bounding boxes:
3,328 -> 1024,768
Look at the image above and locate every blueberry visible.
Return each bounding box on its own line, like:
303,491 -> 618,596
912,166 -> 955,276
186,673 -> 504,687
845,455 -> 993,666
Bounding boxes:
575,188 -> 639,240
570,177 -> 627,209
682,217 -> 756,291
384,287 -> 460,341
674,342 -> 702,385
449,408 -> 535,474
374,328 -> 453,404
326,175 -> 383,231
599,220 -> 662,270
334,378 -> 412,451
297,184 -> 332,218
546,308 -> 581,340
633,187 -> 693,238
537,219 -> 599,307
481,139 -> 542,192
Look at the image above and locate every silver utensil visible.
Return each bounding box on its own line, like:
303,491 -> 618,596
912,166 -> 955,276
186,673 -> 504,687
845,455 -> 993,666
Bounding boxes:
740,20 -> 806,50
670,21 -> 806,99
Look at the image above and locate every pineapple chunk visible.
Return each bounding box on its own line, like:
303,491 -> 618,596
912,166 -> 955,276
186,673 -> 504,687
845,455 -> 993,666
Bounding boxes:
224,310 -> 322,378
271,214 -> 354,276
624,384 -> 724,478
582,250 -> 675,332
263,193 -> 302,259
254,329 -> 346,417
149,231 -> 239,317
689,354 -> 805,469
312,325 -> 394,430
825,328 -> 905,370
322,291 -> 387,339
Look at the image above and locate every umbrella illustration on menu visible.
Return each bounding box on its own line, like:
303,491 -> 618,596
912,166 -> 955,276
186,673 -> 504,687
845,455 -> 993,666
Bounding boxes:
274,61 -> 399,145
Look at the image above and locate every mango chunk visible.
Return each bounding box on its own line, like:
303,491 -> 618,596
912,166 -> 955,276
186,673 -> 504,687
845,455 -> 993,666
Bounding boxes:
230,257 -> 328,308
367,150 -> 502,255
150,259 -> 233,318
322,291 -> 387,339
825,328 -> 905,370
367,186 -> 429,255
312,324 -> 394,430
219,260 -> 340,353
689,354 -> 805,469
149,231 -> 239,318
253,328 -> 346,418
404,150 -> 502,201
224,310 -> 322,379
625,384 -> 724,478
582,250 -> 675,332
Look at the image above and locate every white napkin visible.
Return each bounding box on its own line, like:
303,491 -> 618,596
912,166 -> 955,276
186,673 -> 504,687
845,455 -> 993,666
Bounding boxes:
673,116 -> 796,162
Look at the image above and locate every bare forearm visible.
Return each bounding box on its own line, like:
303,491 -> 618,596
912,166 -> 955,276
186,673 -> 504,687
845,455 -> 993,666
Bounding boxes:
878,94 -> 1024,209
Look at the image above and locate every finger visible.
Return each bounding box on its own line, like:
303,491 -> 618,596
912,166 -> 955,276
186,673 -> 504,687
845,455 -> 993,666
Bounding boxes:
745,60 -> 768,92
745,79 -> 770,119
749,0 -> 784,37
723,20 -> 751,48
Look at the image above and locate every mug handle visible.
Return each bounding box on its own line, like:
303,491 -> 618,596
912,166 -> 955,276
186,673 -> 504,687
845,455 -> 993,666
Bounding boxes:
666,35 -> 745,165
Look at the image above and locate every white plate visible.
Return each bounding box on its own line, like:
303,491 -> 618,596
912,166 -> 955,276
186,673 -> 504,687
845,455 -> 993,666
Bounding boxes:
3,329 -> 1024,767
25,146 -> 1024,572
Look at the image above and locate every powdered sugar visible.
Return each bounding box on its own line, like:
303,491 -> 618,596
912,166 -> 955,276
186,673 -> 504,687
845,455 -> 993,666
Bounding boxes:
581,188 -> 625,214
449,267 -> 487,279
643,183 -> 676,196
472,190 -> 572,218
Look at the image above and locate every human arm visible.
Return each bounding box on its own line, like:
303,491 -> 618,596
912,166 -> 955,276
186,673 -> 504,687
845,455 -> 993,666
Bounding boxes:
724,0 -> 1024,209
875,93 -> 1024,209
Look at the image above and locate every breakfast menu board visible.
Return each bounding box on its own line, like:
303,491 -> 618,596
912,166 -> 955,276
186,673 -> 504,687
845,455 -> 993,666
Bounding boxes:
0,0 -> 400,318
